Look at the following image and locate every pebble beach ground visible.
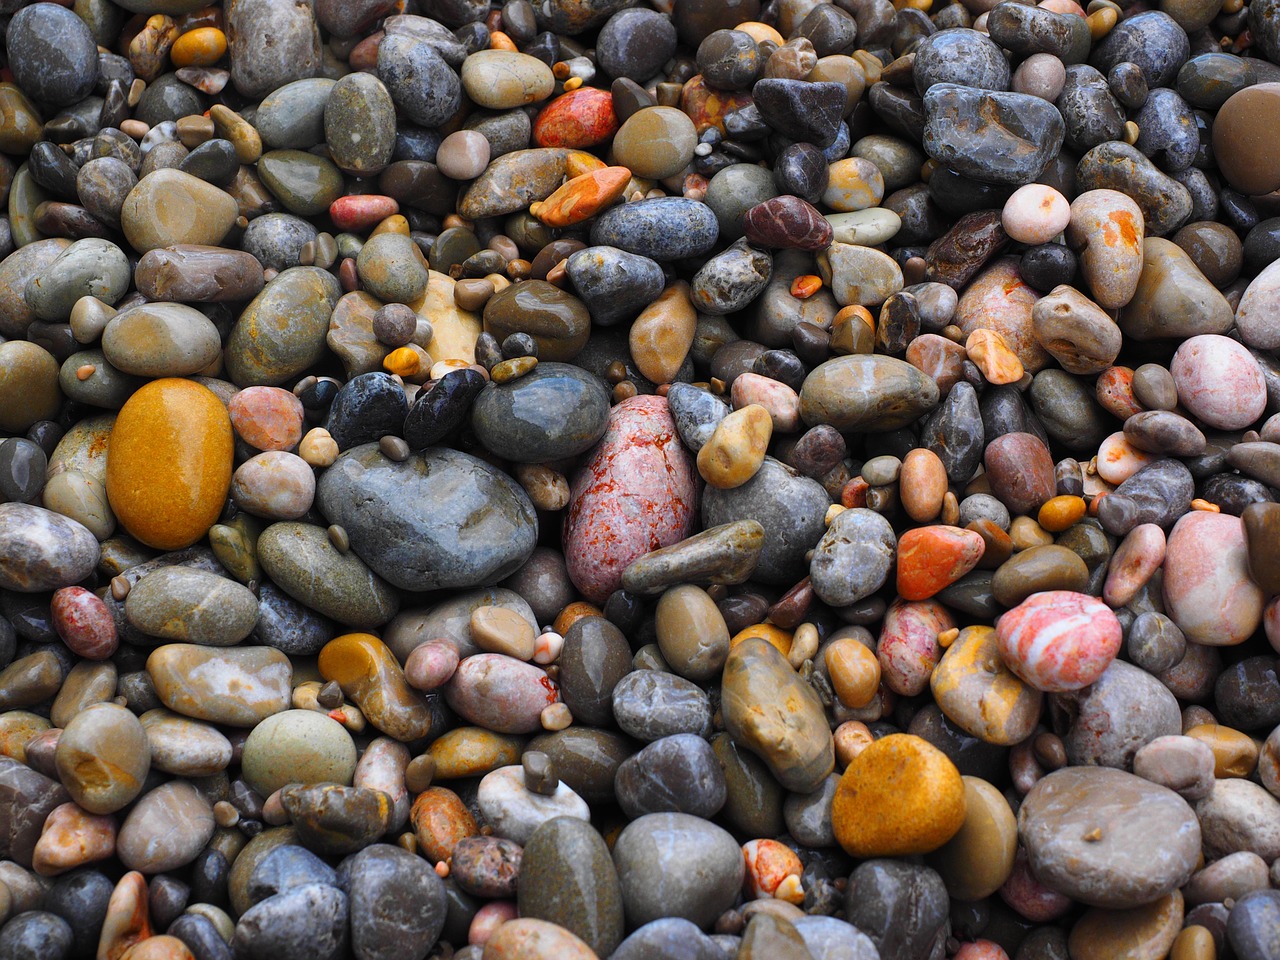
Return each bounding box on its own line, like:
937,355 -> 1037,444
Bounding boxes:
1,0 -> 1280,958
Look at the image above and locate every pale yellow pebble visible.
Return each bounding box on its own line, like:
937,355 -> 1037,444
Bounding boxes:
299,428 -> 338,468
697,404 -> 773,489
541,703 -> 572,731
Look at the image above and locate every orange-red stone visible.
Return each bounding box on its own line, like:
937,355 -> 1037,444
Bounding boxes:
533,87 -> 619,148
896,526 -> 985,601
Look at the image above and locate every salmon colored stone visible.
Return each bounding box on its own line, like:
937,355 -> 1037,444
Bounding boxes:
51,586 -> 118,660
965,328 -> 1025,385
98,872 -> 152,960
1095,365 -> 1142,420
1037,495 -> 1086,532
532,166 -> 631,228
119,935 -> 197,960
170,27 -> 227,68
410,786 -> 478,863
900,448 -> 948,523
532,87 -> 619,148
742,838 -> 804,900
832,733 -> 967,857
1096,430 -> 1157,485
896,526 -> 985,601
931,625 -> 1043,746
877,598 -> 955,696
106,378 -> 234,551
995,590 -> 1123,692
330,195 -> 400,232
227,385 -> 305,452
1103,523 -> 1166,607
32,801 -> 117,876
729,623 -> 793,656
680,75 -> 755,134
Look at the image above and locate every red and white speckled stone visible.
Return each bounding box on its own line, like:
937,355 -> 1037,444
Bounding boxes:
1162,511 -> 1264,646
562,394 -> 697,604
51,585 -> 118,660
877,597 -> 956,696
995,591 -> 1122,692
1170,334 -> 1267,430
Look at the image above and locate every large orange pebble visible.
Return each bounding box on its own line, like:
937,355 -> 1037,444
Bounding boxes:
899,448 -> 948,522
410,786 -> 478,863
896,525 -> 985,601
170,27 -> 227,68
106,378 -> 233,550
532,87 -> 619,148
831,733 -> 966,857
532,166 -> 631,228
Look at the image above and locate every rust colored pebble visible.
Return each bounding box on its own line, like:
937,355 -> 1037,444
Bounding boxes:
896,526 -> 986,601
51,586 -> 118,660
532,87 -> 619,148
329,195 -> 400,232
1037,495 -> 1087,532
532,166 -> 632,228
227,385 -> 306,452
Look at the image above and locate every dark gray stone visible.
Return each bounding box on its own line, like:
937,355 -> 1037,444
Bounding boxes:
471,362 -> 610,463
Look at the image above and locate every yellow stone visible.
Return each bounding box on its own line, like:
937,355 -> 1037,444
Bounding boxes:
407,271 -> 481,366
427,727 -> 526,780
824,636 -> 880,709
697,404 -> 772,489
105,378 -> 233,550
832,733 -> 966,857
171,27 -> 227,68
318,633 -> 436,742
1068,891 -> 1183,960
730,622 -> 793,656
930,625 -> 1042,746
1038,494 -> 1087,532
1184,723 -> 1259,778
629,280 -> 695,385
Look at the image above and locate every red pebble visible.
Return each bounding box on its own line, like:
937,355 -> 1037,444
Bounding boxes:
895,526 -> 985,601
329,194 -> 400,232
228,385 -> 306,452
533,87 -> 619,148
954,940 -> 1011,960
1095,365 -> 1142,420
562,395 -> 697,604
51,586 -> 118,660
996,590 -> 1122,693
999,848 -> 1073,921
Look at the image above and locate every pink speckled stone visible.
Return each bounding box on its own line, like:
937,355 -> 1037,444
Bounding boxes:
999,848 -> 1072,921
227,386 -> 305,451
1170,334 -> 1267,430
562,394 -> 697,604
996,591 -> 1122,692
1162,511 -> 1264,646
51,586 -> 118,660
1102,522 -> 1166,608
877,597 -> 955,696
954,941 -> 1011,960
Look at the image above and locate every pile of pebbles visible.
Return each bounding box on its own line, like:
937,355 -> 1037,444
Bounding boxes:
4,0 -> 1280,957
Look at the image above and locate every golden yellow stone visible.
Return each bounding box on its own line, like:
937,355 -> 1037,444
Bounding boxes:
1184,723 -> 1259,778
106,378 -> 233,550
1038,495 -> 1087,532
318,633 -> 435,742
729,622 -> 793,657
697,404 -> 772,490
170,27 -> 227,68
832,733 -> 966,857
427,727 -> 525,780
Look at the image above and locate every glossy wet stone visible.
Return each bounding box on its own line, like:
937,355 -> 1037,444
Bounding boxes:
923,85 -> 1064,186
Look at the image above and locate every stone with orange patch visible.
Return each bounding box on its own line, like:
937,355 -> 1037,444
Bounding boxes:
532,166 -> 631,227
896,525 -> 985,601
533,87 -> 619,148
965,328 -> 1025,384
832,733 -> 967,857
680,74 -> 755,134
932,625 -> 1042,745
318,633 -> 436,741
1066,189 -> 1144,309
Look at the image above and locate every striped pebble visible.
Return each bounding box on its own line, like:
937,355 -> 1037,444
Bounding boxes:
996,591 -> 1122,692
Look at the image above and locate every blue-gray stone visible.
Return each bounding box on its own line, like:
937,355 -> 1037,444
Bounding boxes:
923,84 -> 1065,185
591,198 -> 719,261
470,362 -> 610,463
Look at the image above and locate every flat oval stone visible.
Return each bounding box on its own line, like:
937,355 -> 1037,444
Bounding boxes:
563,395 -> 697,604
1018,767 -> 1200,908
225,266 -> 342,387
146,644 -> 292,727
317,443 -> 537,591
139,709 -> 232,777
105,378 -> 233,551
1162,511 -> 1264,646
101,303 -> 220,378
121,170 -> 238,253
932,625 -> 1042,746
458,148 -> 570,220
0,503 -> 98,593
6,4 -> 98,107
471,362 -> 609,462
800,354 -> 939,431
590,197 -> 719,262
125,566 -> 258,645
461,50 -> 554,109
611,669 -> 712,742
482,280 -> 591,363
117,781 -> 215,873
134,245 -> 265,303
722,637 -> 834,793
818,243 -> 904,307
444,653 -> 559,734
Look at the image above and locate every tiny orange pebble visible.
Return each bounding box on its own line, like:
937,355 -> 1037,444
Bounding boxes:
553,601 -> 603,635
383,347 -> 420,378
1191,498 -> 1220,512
1037,495 -> 1087,532
170,26 -> 226,68
563,76 -> 584,91
76,364 -> 96,381
938,627 -> 960,648
791,275 -> 822,298
835,303 -> 875,330
730,623 -> 793,657
488,30 -> 517,51
552,61 -> 572,80
533,166 -> 632,227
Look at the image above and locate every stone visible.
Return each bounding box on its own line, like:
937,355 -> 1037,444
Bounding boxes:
1163,511 -> 1264,646
931,625 -> 1042,746
125,567 -> 258,645
844,860 -> 949,960
339,844 -> 446,960
120,171 -> 237,253
809,507 -> 896,607
923,85 -> 1064,185
926,776 -> 1017,902
117,782 -> 215,873
54,702 -> 149,815
800,354 -> 938,431
0,757 -> 70,868
147,644 -> 291,727
996,591 -> 1122,692
0,503 -> 98,593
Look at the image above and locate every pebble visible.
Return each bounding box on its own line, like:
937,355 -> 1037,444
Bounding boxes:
54,702 -> 149,814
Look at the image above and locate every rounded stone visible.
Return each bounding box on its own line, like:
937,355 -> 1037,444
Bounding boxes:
54,702 -> 149,815
241,710 -> 357,798
471,363 -> 610,463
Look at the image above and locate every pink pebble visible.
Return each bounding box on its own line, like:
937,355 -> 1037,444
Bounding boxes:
1095,431 -> 1157,485
1001,184 -> 1070,245
1171,334 -> 1267,430
1162,511 -> 1264,646
1102,522 -> 1166,607
228,386 -> 305,452
468,900 -> 517,946
877,598 -> 955,696
996,591 -> 1122,692
562,395 -> 697,604
954,941 -> 1011,960
405,639 -> 461,691
330,194 -> 400,232
999,848 -> 1073,921
731,372 -> 801,432
1011,53 -> 1067,101
51,586 -> 118,660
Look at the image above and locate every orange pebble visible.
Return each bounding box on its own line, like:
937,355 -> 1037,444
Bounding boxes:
729,623 -> 793,656
742,838 -> 804,900
791,275 -> 822,298
825,636 -> 881,709
488,30 -> 517,51
834,720 -> 874,767
966,328 -> 1025,385
383,347 -> 420,377
170,27 -> 226,67
835,303 -> 875,329
1037,495 -> 1087,532
734,21 -> 785,44
553,601 -> 603,635
533,166 -> 632,227
1191,498 -> 1220,512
